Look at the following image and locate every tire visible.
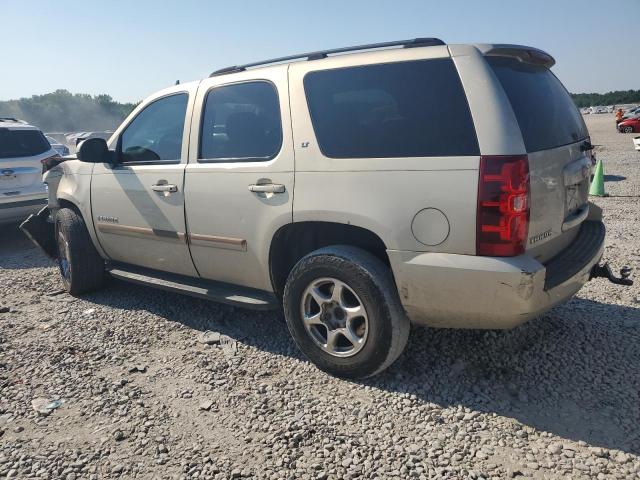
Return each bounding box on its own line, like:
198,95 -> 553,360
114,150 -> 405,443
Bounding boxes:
623,126 -> 634,133
55,207 -> 105,295
283,245 -> 410,379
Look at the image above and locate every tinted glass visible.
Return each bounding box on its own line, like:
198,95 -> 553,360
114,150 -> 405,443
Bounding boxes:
303,59 -> 479,158
487,57 -> 588,152
120,93 -> 188,163
0,129 -> 50,159
199,82 -> 282,161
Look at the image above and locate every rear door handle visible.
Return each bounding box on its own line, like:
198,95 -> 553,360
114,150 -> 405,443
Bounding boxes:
248,184 -> 285,194
151,184 -> 178,193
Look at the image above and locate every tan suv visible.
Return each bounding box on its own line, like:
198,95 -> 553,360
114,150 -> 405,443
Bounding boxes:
22,38 -> 631,378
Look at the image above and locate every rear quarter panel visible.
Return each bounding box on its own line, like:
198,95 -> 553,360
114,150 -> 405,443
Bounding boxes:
288,46 -> 512,256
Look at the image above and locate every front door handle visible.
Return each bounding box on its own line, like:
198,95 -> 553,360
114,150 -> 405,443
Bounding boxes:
151,183 -> 178,193
248,184 -> 285,194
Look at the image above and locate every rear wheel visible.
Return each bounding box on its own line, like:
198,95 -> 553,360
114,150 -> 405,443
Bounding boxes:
283,246 -> 410,378
55,208 -> 105,295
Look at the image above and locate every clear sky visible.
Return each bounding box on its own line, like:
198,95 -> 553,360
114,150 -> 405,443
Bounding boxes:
1,0 -> 637,103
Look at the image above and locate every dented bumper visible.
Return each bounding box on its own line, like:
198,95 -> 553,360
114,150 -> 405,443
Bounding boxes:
389,220 -> 606,329
19,206 -> 57,259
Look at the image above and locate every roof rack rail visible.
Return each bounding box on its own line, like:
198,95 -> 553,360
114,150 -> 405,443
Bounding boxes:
209,37 -> 446,77
0,117 -> 24,123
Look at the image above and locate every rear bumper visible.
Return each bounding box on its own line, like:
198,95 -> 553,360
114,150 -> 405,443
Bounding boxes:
0,196 -> 47,224
389,220 -> 605,329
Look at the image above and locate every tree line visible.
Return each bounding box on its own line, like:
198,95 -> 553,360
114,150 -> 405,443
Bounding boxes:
570,90 -> 640,108
2,88 -> 640,133
0,90 -> 137,133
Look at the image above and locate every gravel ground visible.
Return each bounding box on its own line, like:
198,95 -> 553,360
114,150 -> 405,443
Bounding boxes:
1,113 -> 639,479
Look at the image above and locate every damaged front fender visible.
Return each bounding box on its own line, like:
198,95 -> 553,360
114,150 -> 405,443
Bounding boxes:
20,206 -> 57,259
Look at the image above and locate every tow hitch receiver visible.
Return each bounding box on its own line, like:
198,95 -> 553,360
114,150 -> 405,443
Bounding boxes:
590,262 -> 633,286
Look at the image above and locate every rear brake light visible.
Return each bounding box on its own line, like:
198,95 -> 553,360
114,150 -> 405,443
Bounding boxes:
40,153 -> 62,173
477,155 -> 530,256
40,153 -> 61,164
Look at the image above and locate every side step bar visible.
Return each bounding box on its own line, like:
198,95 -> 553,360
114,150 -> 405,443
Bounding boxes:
107,264 -> 279,311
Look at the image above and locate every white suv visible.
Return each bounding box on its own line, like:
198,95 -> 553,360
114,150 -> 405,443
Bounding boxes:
0,118 -> 58,225
22,39 -> 631,378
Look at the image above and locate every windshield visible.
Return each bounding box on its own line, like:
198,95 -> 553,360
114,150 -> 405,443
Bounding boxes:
487,56 -> 588,152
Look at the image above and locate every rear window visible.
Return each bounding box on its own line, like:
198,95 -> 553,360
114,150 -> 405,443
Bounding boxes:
0,129 -> 51,159
487,56 -> 588,152
304,59 -> 479,158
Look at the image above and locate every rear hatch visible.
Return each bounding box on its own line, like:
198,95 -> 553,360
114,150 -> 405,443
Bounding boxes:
486,55 -> 591,263
0,127 -> 52,200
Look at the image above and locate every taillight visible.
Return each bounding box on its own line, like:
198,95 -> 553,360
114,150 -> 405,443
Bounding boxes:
477,155 -> 530,256
40,153 -> 61,173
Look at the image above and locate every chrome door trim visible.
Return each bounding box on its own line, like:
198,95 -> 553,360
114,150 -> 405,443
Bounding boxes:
188,233 -> 247,252
96,222 -> 186,242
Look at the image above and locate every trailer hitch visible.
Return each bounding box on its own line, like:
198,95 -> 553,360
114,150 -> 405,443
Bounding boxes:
590,263 -> 633,286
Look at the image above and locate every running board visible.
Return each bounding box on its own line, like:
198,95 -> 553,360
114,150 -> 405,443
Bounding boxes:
107,264 -> 278,310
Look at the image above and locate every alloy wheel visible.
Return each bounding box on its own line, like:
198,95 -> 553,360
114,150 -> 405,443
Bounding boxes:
300,277 -> 369,357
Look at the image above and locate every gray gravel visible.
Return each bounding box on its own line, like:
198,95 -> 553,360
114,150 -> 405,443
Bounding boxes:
1,113 -> 639,479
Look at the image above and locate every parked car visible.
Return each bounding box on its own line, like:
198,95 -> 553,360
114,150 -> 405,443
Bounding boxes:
66,131 -> 114,147
618,116 -> 640,133
0,118 -> 60,225
46,135 -> 70,156
22,39 -> 631,378
622,106 -> 640,120
633,136 -> 640,151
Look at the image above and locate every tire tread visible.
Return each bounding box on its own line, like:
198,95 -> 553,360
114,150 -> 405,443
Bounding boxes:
56,208 -> 105,295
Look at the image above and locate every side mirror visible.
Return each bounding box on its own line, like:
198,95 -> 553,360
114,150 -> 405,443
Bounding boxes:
77,138 -> 115,164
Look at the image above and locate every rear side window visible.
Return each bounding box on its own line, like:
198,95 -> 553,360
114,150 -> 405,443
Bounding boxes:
303,59 -> 479,158
487,56 -> 588,152
199,81 -> 282,161
0,129 -> 50,159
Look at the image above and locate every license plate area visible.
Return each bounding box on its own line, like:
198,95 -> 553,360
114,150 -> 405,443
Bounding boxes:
0,173 -> 17,182
563,158 -> 591,217
0,166 -> 39,189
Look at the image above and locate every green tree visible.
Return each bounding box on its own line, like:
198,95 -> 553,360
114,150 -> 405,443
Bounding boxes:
0,90 -> 137,132
571,90 -> 640,108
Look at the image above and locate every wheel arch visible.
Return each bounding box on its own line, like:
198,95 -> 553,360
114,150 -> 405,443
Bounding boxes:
269,221 -> 393,299
56,197 -> 108,260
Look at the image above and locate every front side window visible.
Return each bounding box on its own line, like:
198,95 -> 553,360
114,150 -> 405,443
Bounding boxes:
304,59 -> 479,158
199,82 -> 282,161
120,93 -> 188,163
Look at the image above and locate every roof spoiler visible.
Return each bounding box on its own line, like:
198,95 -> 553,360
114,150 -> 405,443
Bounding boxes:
475,44 -> 555,68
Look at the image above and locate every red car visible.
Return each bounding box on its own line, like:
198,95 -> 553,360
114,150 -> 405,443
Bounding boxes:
618,116 -> 640,133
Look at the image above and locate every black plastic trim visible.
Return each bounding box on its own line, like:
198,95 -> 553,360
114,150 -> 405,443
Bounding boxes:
543,220 -> 605,291
107,262 -> 278,310
0,198 -> 47,209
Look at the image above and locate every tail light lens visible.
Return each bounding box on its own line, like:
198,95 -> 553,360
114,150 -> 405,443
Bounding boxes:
477,155 -> 530,256
40,153 -> 62,173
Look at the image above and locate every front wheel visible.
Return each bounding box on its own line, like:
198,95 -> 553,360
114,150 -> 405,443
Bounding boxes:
283,246 -> 410,379
55,208 -> 105,295
623,126 -> 634,133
